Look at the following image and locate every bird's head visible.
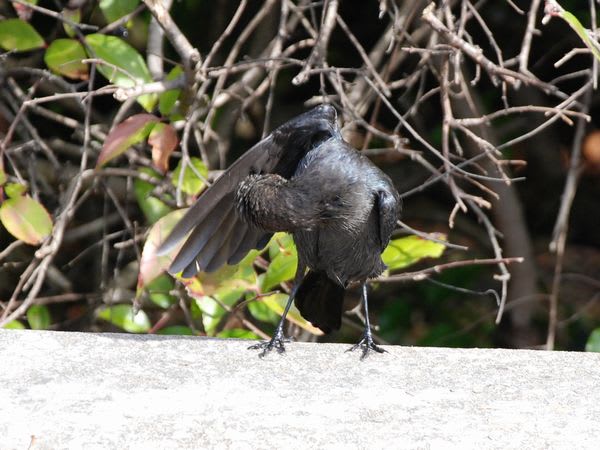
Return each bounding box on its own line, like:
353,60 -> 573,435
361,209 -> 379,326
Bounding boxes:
275,104 -> 341,151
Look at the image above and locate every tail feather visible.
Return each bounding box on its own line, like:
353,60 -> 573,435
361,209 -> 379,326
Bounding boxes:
294,271 -> 345,334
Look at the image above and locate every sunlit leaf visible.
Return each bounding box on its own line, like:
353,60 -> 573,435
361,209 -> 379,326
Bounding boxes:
186,272 -> 256,336
97,304 -> 151,333
382,234 -> 446,271
133,167 -> 172,224
217,328 -> 260,340
586,329 -> 600,352
157,325 -> 194,336
99,0 -> 140,23
85,33 -> 156,111
44,39 -> 88,80
0,195 -> 53,245
96,113 -> 158,168
149,123 -> 178,174
268,232 -> 295,260
137,209 -> 186,291
185,256 -> 257,298
0,19 -> 44,51
171,157 -> 208,196
545,5 -> 600,64
214,283 -> 249,307
247,296 -> 279,324
0,167 -> 6,186
261,245 -> 298,292
26,304 -> 51,330
4,182 -> 27,199
260,293 -> 323,335
159,66 -> 183,116
193,296 -> 226,335
180,276 -> 204,298
2,320 -> 25,329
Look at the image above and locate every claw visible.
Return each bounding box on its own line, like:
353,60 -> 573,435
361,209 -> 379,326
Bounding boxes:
248,330 -> 293,357
347,332 -> 386,360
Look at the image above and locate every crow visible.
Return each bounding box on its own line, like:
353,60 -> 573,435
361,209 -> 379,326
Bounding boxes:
158,104 -> 400,357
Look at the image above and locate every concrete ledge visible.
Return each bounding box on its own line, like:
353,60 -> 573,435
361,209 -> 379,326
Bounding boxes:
1,330 -> 599,449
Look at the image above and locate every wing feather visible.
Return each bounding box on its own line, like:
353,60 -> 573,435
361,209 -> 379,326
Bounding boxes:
159,104 -> 339,277
376,189 -> 400,251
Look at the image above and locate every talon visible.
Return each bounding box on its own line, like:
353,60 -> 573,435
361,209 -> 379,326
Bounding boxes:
347,332 -> 386,359
248,330 -> 293,357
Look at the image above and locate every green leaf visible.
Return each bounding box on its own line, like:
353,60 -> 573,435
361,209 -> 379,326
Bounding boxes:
157,325 -> 194,336
190,274 -> 253,335
97,304 -> 151,333
96,113 -> 159,167
261,246 -> 298,292
62,8 -> 81,38
561,10 -> 600,63
0,195 -> 53,245
159,66 -> 183,116
217,328 -> 260,340
0,19 -> 44,51
85,34 -> 156,111
193,296 -> 226,335
0,166 -> 6,186
247,297 -> 279,324
586,328 -> 600,352
146,274 -> 176,309
99,0 -> 140,23
382,235 -> 446,271
2,320 -> 25,329
171,157 -> 208,196
267,232 -> 295,260
133,167 -> 171,224
26,305 -> 51,330
184,257 -> 257,297
4,182 -> 27,198
44,39 -> 88,80
260,293 -> 323,334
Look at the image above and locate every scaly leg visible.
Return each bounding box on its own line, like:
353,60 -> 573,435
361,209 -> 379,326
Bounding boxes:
347,283 -> 386,359
249,262 -> 305,357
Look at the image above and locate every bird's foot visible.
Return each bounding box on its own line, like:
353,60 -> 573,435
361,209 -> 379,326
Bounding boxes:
346,331 -> 386,360
248,329 -> 294,358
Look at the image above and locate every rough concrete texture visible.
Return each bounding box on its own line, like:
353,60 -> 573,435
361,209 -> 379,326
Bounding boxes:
1,330 -> 599,449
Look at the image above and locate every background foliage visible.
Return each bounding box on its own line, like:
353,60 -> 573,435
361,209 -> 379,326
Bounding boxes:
1,0 -> 600,352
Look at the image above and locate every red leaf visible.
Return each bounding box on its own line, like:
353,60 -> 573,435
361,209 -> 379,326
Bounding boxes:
12,2 -> 34,21
96,114 -> 158,168
148,123 -> 178,173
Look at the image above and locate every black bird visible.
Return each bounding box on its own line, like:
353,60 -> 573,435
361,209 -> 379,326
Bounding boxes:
158,105 -> 400,357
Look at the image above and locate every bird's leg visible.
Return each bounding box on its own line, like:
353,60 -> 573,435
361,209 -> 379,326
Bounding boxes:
248,264 -> 305,357
347,283 -> 386,359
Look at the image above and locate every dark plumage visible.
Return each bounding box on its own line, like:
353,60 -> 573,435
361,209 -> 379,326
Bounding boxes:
158,105 -> 400,357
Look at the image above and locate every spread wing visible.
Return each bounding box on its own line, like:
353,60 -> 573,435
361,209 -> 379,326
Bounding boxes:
158,104 -> 339,277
